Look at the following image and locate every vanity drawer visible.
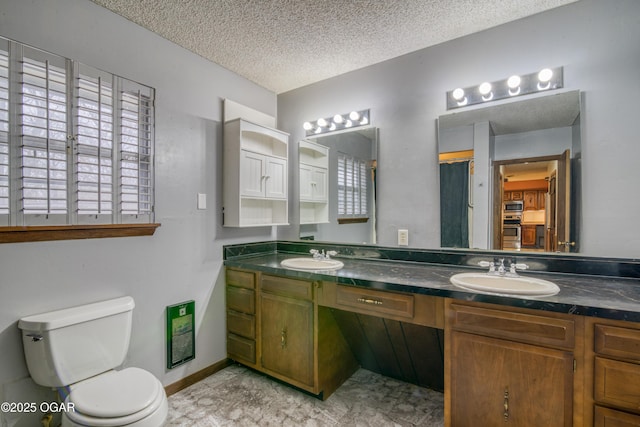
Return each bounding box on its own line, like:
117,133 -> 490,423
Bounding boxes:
227,286 -> 255,314
335,285 -> 414,320
227,333 -> 256,364
261,274 -> 313,301
226,269 -> 255,290
594,357 -> 640,413
449,302 -> 575,349
595,324 -> 640,362
594,405 -> 640,427
227,310 -> 255,339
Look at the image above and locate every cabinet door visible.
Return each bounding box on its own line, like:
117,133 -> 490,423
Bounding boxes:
522,225 -> 536,246
311,167 -> 328,201
538,191 -> 547,210
524,191 -> 538,210
260,293 -> 314,387
264,156 -> 287,199
240,150 -> 265,197
299,164 -> 313,201
511,191 -> 524,201
450,331 -> 573,427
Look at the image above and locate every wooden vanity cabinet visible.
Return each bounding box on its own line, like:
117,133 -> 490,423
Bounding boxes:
225,268 -> 357,399
445,300 -> 583,427
260,274 -> 315,388
226,269 -> 257,366
585,317 -> 640,427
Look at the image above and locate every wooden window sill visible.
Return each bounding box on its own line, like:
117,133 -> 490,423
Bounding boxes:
0,223 -> 161,244
337,217 -> 369,224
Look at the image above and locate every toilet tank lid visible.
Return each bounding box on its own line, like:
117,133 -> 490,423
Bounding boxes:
18,296 -> 135,332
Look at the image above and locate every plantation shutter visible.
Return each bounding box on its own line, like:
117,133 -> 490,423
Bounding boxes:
359,160 -> 367,215
75,64 -> 114,221
20,46 -> 69,224
0,35 -> 155,228
119,80 -> 154,222
0,40 -> 9,224
337,153 -> 368,218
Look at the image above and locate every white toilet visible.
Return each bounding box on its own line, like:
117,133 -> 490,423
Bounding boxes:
18,296 -> 168,427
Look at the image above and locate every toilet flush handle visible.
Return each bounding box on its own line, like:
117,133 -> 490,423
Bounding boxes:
26,333 -> 43,342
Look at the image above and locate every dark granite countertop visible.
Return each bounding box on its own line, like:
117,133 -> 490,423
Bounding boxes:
224,252 -> 640,323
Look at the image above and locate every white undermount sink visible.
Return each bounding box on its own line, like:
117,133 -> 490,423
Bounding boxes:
450,272 -> 560,297
280,257 -> 344,271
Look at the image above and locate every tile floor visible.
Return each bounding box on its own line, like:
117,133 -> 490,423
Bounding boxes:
168,364 -> 444,426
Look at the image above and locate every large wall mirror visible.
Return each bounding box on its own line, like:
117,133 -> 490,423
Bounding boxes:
299,127 -> 378,244
437,90 -> 581,254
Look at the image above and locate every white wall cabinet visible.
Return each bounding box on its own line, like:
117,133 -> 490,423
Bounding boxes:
299,140 -> 329,224
224,118 -> 289,227
300,164 -> 327,202
240,151 -> 287,199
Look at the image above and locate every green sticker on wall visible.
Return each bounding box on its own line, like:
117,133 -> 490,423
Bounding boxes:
166,300 -> 195,369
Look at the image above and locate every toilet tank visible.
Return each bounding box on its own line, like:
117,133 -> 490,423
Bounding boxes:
18,296 -> 135,387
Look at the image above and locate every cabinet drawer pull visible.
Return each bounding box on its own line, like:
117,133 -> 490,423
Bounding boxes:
357,297 -> 383,306
281,327 -> 287,349
503,388 -> 509,422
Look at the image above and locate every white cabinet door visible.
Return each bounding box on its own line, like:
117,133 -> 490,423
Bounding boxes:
311,167 -> 328,202
240,151 -> 266,198
300,164 -> 327,202
300,164 -> 313,201
265,156 -> 287,199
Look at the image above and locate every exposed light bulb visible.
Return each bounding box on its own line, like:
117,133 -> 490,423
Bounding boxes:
360,116 -> 369,125
507,75 -> 521,96
303,121 -> 313,131
537,68 -> 554,90
479,82 -> 492,95
452,88 -> 465,100
349,111 -> 360,121
333,114 -> 343,124
314,127 -> 322,134
538,68 -> 553,83
345,119 -> 353,128
317,118 -> 327,127
507,75 -> 521,89
329,122 -> 336,131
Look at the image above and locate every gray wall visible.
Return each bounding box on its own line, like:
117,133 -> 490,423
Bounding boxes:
277,0 -> 640,258
0,0 -> 276,424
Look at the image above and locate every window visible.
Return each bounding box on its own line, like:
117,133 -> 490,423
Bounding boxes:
337,152 -> 368,220
0,36 -> 157,242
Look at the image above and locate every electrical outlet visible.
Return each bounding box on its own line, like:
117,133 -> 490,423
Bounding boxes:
398,229 -> 409,246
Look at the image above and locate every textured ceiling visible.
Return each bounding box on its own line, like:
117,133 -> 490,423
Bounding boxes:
89,0 -> 578,94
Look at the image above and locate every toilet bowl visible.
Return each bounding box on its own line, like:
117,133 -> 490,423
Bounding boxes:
62,368 -> 168,427
18,297 -> 168,427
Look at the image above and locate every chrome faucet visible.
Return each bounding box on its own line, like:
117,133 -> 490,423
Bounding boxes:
478,258 -> 529,276
506,258 -> 529,277
310,249 -> 338,260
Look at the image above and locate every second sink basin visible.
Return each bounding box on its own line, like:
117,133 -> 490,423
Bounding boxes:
281,257 -> 344,271
450,272 -> 560,297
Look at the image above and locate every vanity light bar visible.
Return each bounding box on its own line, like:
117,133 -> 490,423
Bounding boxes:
446,67 -> 563,110
303,109 -> 370,136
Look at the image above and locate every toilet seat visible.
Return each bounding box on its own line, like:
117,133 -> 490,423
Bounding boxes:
63,367 -> 167,427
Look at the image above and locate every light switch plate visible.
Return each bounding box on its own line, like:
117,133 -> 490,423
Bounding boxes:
197,193 -> 207,210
